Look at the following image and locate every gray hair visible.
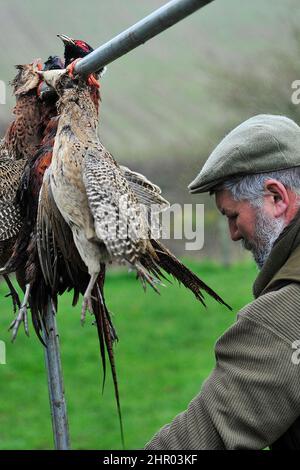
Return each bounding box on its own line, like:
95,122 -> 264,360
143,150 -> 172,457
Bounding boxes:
217,167 -> 300,208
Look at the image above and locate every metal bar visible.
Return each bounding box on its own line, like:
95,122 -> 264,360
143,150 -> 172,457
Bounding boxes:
75,0 -> 213,76
43,301 -> 70,450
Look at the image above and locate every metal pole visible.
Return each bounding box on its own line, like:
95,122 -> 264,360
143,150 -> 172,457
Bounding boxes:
43,300 -> 70,450
75,0 -> 213,76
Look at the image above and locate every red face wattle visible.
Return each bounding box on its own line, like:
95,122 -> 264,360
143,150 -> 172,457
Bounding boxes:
74,40 -> 93,54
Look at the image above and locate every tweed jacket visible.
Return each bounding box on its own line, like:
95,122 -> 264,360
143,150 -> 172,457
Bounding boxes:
145,216 -> 300,450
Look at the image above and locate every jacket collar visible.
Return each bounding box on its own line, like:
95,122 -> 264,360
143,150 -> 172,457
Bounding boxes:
253,209 -> 300,298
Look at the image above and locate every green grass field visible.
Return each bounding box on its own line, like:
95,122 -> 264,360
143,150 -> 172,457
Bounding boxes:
0,260 -> 257,449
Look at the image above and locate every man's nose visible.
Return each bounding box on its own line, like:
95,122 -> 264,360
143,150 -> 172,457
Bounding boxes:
229,221 -> 242,241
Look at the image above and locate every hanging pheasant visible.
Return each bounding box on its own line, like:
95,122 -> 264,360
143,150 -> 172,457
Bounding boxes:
0,57 -> 64,338
3,60 -> 44,161
0,59 -> 52,315
35,38 -> 120,405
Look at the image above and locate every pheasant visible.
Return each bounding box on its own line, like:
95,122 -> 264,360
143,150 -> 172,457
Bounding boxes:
40,66 -> 230,319
0,56 -> 64,339
0,59 -> 51,314
34,35 -> 106,309
3,60 -> 45,160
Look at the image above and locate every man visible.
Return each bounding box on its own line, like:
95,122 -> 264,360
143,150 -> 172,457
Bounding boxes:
145,114 -> 300,450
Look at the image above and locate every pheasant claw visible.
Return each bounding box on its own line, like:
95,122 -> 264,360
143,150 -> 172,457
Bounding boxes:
9,305 -> 29,342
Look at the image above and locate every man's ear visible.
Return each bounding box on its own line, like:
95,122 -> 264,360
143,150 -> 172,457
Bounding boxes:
264,179 -> 289,218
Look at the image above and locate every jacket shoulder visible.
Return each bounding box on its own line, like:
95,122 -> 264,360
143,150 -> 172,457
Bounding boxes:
237,282 -> 300,344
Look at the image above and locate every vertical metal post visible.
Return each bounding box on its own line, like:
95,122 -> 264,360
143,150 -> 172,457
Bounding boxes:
43,300 -> 70,450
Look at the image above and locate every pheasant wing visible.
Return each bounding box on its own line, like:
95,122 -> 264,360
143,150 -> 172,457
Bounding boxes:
0,139 -> 10,159
120,165 -> 169,210
83,145 -> 148,263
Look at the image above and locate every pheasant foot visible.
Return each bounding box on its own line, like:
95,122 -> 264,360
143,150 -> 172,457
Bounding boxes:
81,273 -> 98,326
8,284 -> 30,342
4,274 -> 21,315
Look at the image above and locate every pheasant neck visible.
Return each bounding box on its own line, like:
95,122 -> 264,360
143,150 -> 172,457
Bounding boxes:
4,94 -> 42,159
58,87 -> 99,138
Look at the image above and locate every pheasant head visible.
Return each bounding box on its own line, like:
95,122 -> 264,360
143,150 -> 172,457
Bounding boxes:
57,34 -> 106,75
57,34 -> 94,66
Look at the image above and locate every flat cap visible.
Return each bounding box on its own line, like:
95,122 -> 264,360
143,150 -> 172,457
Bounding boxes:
188,114 -> 300,194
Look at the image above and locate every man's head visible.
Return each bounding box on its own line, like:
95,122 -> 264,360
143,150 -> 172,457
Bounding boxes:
214,172 -> 300,268
189,115 -> 300,268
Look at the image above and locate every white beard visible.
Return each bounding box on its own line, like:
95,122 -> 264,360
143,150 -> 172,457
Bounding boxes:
241,209 -> 286,269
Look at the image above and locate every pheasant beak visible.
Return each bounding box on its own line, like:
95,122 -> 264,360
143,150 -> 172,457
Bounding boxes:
57,34 -> 75,46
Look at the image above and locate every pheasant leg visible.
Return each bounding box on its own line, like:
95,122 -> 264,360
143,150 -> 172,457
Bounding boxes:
81,272 -> 98,326
9,283 -> 30,342
3,274 -> 21,314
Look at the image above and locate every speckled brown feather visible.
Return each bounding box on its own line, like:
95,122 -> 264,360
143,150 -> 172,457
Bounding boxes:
0,158 -> 26,245
4,62 -> 44,160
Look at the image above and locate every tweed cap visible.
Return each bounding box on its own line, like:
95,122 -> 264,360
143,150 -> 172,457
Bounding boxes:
188,114 -> 300,194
